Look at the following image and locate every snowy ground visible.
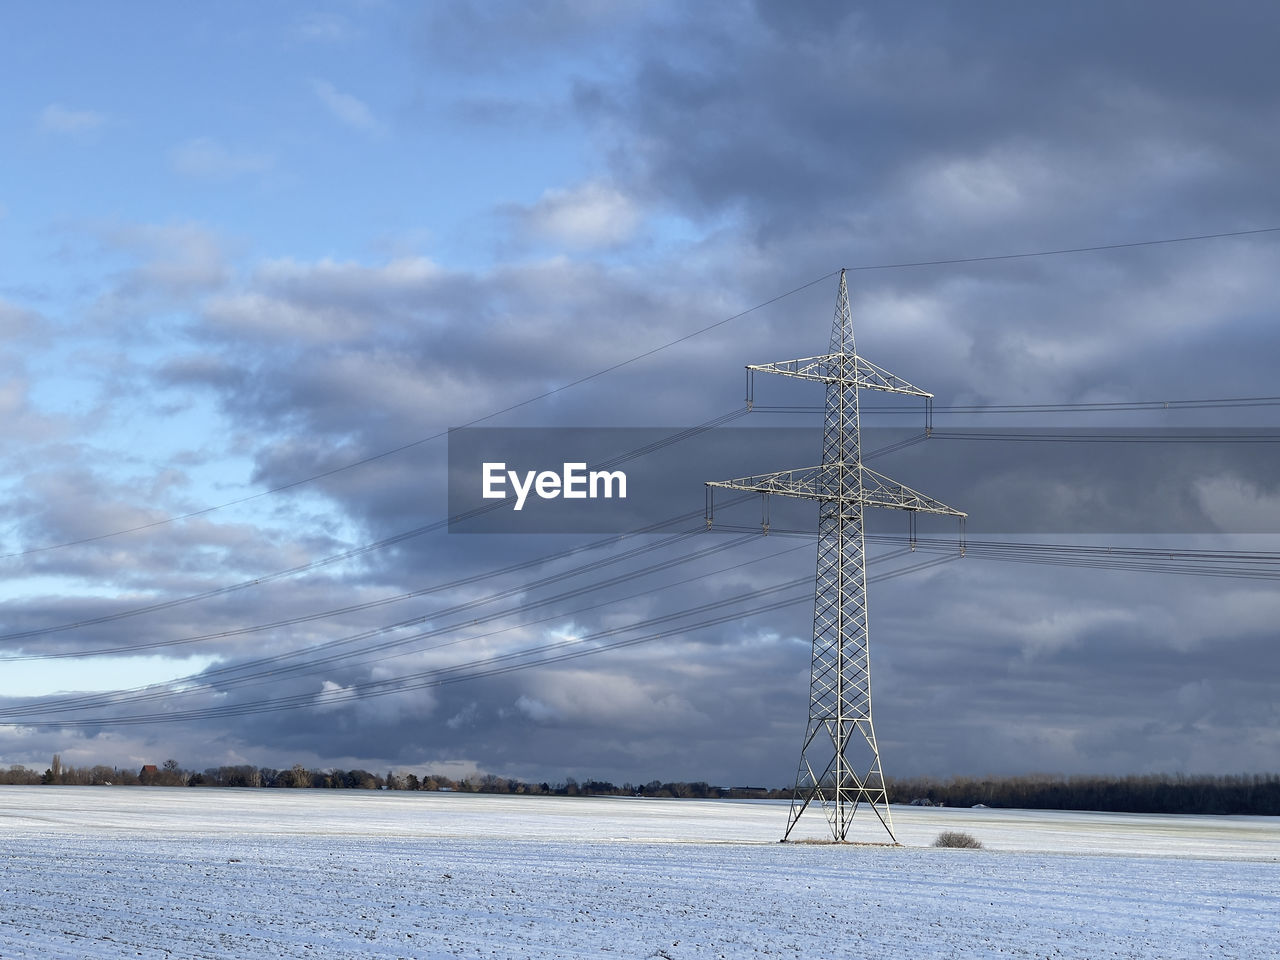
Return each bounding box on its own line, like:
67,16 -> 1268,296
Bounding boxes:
1,788 -> 1277,958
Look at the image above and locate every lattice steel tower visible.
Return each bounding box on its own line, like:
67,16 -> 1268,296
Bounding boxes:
707,270 -> 964,843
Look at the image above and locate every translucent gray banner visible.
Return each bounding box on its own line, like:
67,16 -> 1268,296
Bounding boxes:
447,426 -> 1280,534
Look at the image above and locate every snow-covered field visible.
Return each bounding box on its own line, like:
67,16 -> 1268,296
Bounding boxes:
1,787 -> 1277,959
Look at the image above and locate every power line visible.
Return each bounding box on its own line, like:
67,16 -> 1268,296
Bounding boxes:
0,411 -> 753,643
753,395 -> 1280,415
0,519 -> 447,642
842,226 -> 1280,273
712,525 -> 1280,580
0,528 -> 709,659
910,536 -> 1280,581
7,546 -> 946,727
0,506 -> 731,648
10,521 -> 1279,725
0,287 -> 812,558
8,406 -> 1274,650
11,223 -> 1278,559
10,591 -> 813,727
3,531 -> 755,716
9,561 -> 815,723
928,430 -> 1280,443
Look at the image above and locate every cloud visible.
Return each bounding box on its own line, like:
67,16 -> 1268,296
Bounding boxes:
293,12 -> 353,43
572,1 -> 1280,266
96,222 -> 228,307
508,181 -> 642,249
419,1 -> 648,72
199,256 -> 448,346
0,369 -> 64,450
311,79 -> 381,132
170,137 -> 273,179
39,103 -> 107,134
0,299 -> 45,341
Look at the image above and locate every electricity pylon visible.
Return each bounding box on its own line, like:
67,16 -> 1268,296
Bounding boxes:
707,269 -> 964,843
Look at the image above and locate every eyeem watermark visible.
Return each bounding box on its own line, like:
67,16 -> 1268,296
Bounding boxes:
482,462 -> 627,511
449,425 -> 1280,533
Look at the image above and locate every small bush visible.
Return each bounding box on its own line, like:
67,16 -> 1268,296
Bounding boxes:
933,830 -> 983,849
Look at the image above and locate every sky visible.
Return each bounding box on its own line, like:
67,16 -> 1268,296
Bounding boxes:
1,1 -> 1279,787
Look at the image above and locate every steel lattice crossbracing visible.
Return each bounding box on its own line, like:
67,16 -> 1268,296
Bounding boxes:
707,270 -> 964,843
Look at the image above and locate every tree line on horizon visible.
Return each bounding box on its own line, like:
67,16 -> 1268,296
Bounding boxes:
888,772 -> 1280,816
3,757 -> 1277,815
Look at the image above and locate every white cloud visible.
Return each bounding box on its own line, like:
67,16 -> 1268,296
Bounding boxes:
311,79 -> 380,132
314,680 -> 353,712
514,180 -> 642,249
907,146 -> 1057,224
255,254 -> 442,294
1194,475 -> 1280,536
199,255 -> 446,342
170,137 -> 273,179
520,669 -> 708,730
515,695 -> 557,722
39,103 -> 107,134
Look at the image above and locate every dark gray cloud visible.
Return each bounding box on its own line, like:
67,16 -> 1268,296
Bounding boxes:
582,1 -> 1280,230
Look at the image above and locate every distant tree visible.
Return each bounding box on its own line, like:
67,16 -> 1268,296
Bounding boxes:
59,763 -> 90,785
214,764 -> 260,788
404,773 -> 420,791
480,774 -> 508,794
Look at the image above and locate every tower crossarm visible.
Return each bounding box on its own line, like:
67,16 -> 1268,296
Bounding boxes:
707,464 -> 965,517
748,353 -> 932,397
858,466 -> 966,516
706,464 -> 832,501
